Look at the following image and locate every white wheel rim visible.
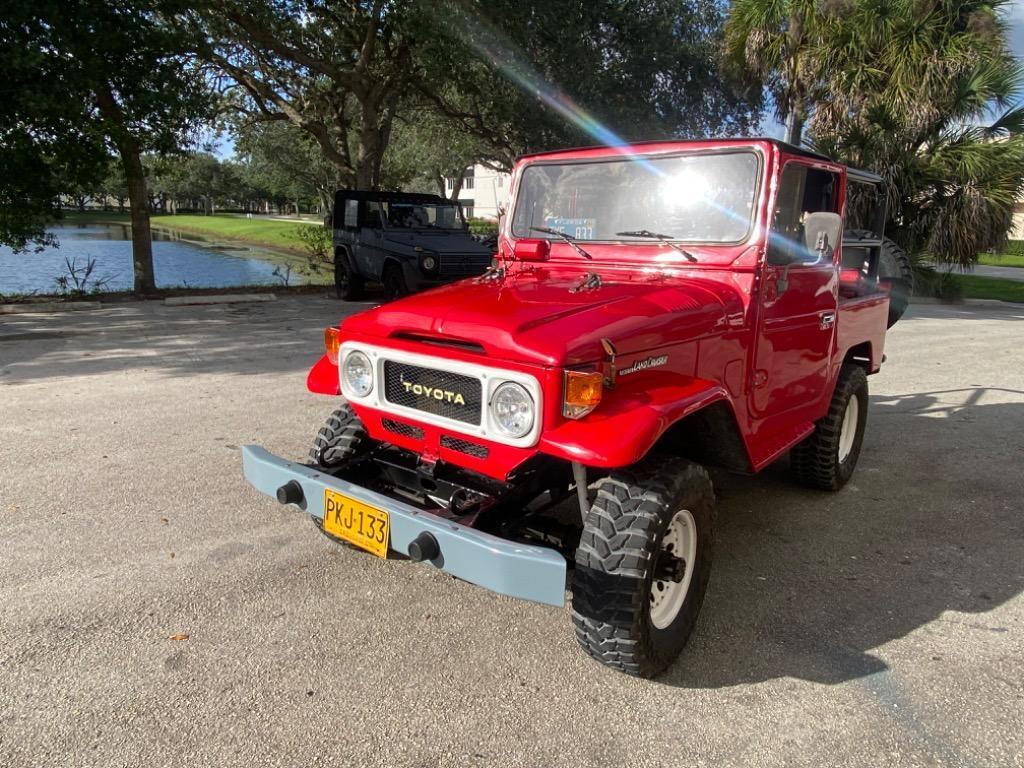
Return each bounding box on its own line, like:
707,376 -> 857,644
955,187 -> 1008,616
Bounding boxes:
649,509 -> 698,630
838,395 -> 859,463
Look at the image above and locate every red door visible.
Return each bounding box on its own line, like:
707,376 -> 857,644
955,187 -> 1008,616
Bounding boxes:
752,161 -> 841,420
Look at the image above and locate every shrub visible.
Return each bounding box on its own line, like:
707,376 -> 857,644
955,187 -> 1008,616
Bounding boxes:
53,256 -> 115,296
1003,240 -> 1024,257
292,224 -> 333,277
467,218 -> 499,236
293,224 -> 331,260
910,256 -> 964,303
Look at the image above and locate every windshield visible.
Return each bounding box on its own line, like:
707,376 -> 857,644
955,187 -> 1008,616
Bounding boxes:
370,201 -> 465,230
511,151 -> 760,244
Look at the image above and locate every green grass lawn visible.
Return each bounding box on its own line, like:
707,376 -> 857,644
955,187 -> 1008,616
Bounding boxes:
62,210 -> 320,253
950,274 -> 1024,302
150,213 -> 321,253
977,253 -> 1024,268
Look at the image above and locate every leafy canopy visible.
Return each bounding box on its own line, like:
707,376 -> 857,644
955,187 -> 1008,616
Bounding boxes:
426,0 -> 763,169
0,0 -> 211,251
810,0 -> 1024,266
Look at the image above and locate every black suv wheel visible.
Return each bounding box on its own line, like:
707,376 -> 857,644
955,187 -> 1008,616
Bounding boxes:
382,262 -> 410,300
334,247 -> 364,301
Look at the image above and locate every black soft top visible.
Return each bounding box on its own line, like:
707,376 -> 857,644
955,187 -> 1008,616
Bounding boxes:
333,190 -> 454,208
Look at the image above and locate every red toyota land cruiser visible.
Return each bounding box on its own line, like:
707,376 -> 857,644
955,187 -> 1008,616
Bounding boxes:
243,138 -> 911,678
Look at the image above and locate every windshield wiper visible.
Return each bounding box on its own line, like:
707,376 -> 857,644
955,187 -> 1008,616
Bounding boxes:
615,230 -> 697,262
529,226 -> 593,260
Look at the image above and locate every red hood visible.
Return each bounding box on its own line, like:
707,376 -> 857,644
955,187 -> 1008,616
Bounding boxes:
341,265 -> 749,366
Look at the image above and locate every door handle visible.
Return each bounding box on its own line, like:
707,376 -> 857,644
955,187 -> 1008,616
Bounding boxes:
819,311 -> 836,330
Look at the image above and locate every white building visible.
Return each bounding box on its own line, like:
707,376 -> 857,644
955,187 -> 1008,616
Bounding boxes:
445,165 -> 512,221
1011,198 -> 1024,240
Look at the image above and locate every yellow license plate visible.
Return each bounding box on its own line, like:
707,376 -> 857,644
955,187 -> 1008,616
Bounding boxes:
322,489 -> 390,558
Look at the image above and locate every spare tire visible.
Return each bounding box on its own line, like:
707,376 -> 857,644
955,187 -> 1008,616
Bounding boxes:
845,230 -> 913,327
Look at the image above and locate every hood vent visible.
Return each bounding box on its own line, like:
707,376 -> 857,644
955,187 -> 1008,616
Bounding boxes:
390,331 -> 485,354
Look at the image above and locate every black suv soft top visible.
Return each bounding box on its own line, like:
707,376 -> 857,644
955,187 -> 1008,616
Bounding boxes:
333,190 -> 455,209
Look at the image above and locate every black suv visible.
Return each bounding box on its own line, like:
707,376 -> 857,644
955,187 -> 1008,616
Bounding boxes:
332,191 -> 494,300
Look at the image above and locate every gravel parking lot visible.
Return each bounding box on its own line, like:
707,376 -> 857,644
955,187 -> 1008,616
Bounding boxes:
1,296 -> 1022,767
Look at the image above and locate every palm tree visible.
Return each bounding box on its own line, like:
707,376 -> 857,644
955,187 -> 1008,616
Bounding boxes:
724,0 -> 831,145
810,0 -> 1024,267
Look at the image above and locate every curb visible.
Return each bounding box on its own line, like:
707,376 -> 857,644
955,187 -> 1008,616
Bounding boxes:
0,301 -> 102,314
910,296 -> 1020,307
164,294 -> 277,307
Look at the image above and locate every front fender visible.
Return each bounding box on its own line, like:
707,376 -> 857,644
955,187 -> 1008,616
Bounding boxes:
538,375 -> 735,468
307,354 -> 340,395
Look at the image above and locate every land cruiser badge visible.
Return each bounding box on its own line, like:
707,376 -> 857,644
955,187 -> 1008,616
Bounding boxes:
619,355 -> 668,376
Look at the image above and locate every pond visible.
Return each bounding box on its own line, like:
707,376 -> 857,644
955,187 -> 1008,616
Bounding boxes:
0,223 -> 305,295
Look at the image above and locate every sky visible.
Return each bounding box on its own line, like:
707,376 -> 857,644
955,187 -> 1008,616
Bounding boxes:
1008,0 -> 1024,56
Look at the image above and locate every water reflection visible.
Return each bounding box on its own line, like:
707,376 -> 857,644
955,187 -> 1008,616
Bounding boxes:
0,223 -> 303,294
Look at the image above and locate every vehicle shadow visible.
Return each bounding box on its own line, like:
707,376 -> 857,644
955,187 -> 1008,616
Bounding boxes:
0,295 -> 371,385
662,388 -> 1024,688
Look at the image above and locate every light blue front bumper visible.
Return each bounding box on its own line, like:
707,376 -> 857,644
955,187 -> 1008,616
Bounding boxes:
241,445 -> 567,607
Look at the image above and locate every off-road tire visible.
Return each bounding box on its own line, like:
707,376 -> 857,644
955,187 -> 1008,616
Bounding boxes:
790,364 -> 869,491
308,404 -> 375,543
571,456 -> 715,678
309,403 -> 371,468
334,247 -> 364,301
382,262 -> 409,300
846,229 -> 912,327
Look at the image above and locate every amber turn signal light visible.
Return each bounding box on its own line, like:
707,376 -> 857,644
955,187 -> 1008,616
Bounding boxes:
324,326 -> 341,364
563,370 -> 603,419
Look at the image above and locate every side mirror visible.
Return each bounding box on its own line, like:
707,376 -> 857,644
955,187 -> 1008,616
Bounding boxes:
513,238 -> 550,262
774,211 -> 843,296
803,212 -> 842,262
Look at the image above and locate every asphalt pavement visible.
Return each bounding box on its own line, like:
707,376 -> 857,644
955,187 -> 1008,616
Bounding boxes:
1,295 -> 1022,767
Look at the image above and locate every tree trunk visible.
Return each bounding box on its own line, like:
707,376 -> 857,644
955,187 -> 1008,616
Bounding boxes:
448,173 -> 465,202
784,110 -> 804,146
95,84 -> 156,294
318,189 -> 333,221
448,171 -> 464,201
784,9 -> 805,147
121,143 -> 157,293
354,162 -> 374,189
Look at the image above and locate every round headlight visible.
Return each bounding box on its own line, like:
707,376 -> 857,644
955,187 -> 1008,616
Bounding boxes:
491,382 -> 534,438
421,255 -> 438,272
342,350 -> 373,397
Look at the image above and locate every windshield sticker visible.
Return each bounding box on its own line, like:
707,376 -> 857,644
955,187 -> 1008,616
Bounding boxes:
619,355 -> 669,376
544,217 -> 596,240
